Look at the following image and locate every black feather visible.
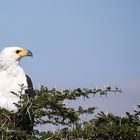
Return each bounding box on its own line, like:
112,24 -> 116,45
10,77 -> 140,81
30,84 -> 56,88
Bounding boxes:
16,75 -> 35,134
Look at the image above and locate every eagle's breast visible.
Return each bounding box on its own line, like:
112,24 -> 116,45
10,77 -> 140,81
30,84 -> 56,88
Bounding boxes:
0,64 -> 27,111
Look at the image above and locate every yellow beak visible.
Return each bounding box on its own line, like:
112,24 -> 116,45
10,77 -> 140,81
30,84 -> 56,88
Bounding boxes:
19,49 -> 33,57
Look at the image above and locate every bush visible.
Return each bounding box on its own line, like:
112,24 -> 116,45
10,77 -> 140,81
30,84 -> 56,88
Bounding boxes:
0,86 -> 139,140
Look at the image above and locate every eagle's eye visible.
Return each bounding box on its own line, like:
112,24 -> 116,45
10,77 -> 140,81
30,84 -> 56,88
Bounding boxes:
16,50 -> 21,54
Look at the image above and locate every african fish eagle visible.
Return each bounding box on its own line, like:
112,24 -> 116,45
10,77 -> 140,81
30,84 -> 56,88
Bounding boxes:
0,47 -> 34,111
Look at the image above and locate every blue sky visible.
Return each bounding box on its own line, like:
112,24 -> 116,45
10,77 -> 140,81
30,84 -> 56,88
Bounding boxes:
0,0 -> 140,115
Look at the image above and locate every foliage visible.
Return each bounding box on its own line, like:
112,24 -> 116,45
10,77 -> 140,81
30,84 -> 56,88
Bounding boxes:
0,86 -> 139,140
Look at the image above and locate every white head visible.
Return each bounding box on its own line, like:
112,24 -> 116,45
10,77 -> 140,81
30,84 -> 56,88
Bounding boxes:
0,47 -> 33,69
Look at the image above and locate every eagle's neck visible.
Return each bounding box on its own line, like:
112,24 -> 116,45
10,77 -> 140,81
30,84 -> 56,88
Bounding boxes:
0,58 -> 19,70
7,62 -> 23,77
0,59 -> 24,78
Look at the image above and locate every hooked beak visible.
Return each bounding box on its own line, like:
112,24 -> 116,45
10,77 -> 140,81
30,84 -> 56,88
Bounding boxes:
27,50 -> 33,57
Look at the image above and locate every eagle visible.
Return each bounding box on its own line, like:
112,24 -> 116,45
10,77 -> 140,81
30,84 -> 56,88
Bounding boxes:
0,47 -> 35,111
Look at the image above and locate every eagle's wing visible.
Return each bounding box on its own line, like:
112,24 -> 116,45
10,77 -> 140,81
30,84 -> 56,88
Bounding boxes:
25,75 -> 35,97
17,75 -> 35,133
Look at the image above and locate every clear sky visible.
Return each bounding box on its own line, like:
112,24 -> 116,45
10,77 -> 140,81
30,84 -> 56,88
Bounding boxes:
0,0 -> 140,115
